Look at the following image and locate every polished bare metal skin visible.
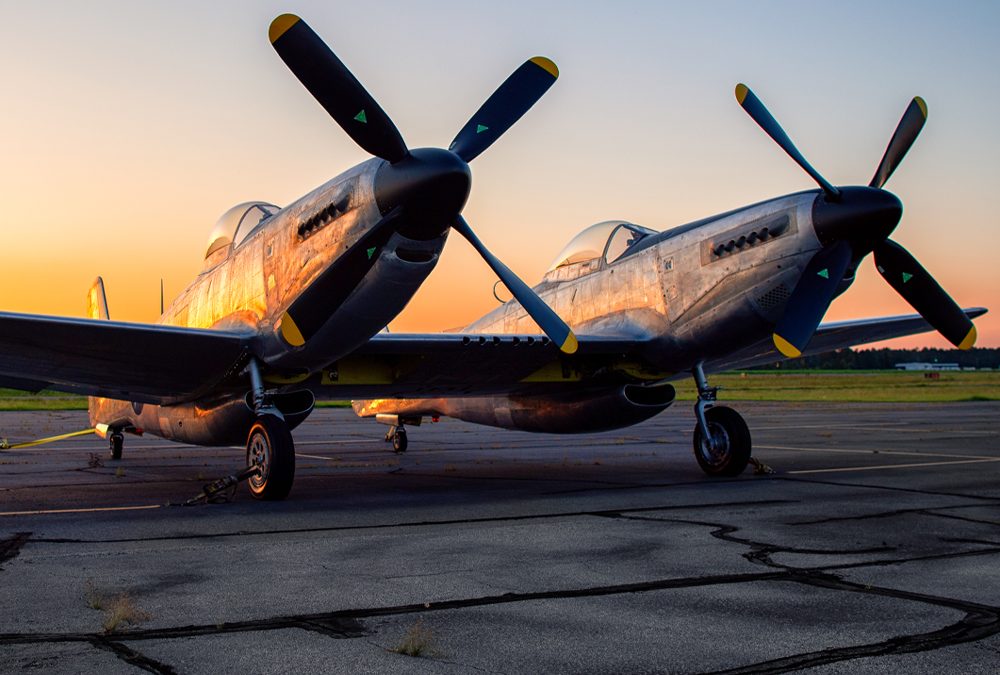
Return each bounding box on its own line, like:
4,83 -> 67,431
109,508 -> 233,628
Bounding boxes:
353,188 -> 982,437
354,191 -> 823,431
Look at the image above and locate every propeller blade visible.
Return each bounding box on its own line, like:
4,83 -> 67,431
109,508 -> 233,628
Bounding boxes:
269,14 -> 408,164
869,97 -> 927,189
277,208 -> 402,347
452,216 -> 577,354
735,84 -> 840,199
448,57 -> 559,163
874,239 -> 976,349
773,241 -> 853,358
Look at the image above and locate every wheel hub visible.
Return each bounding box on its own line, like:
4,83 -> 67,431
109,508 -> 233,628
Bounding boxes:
248,433 -> 271,488
699,423 -> 731,467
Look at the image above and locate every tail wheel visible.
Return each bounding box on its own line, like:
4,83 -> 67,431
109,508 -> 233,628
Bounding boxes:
693,406 -> 751,477
109,432 -> 124,460
391,428 -> 408,454
246,414 -> 295,500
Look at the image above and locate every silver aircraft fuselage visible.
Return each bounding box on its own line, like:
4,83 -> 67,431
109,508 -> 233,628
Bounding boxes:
89,160 -> 448,445
351,189 -> 845,431
472,190 -> 827,370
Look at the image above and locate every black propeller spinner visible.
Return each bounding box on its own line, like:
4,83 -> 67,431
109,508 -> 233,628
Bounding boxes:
269,14 -> 576,354
735,84 -> 976,357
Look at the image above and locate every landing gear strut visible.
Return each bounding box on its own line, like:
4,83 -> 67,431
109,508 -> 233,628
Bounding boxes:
109,431 -> 124,460
691,362 -> 751,477
244,359 -> 295,500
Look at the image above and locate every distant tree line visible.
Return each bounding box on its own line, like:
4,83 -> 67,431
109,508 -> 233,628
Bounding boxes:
754,347 -> 1000,370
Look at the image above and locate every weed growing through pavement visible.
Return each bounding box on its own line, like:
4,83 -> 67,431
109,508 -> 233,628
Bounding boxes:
102,594 -> 150,633
83,581 -> 151,633
391,619 -> 437,658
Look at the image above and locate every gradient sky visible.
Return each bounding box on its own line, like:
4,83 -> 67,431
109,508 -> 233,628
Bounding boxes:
1,0 -> 997,348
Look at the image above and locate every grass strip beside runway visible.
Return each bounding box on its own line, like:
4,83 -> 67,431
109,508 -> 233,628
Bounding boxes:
0,371 -> 996,410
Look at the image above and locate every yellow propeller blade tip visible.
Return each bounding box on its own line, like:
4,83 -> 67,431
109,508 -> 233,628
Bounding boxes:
735,83 -> 749,105
269,14 -> 300,43
773,334 -> 801,358
530,56 -> 559,79
958,325 -> 977,351
278,312 -> 306,347
559,331 -> 578,355
914,96 -> 928,120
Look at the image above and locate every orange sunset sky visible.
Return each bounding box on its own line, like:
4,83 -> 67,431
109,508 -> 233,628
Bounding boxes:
0,1 -> 997,349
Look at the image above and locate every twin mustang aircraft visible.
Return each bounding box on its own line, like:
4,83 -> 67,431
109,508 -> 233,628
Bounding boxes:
1,15 -> 984,499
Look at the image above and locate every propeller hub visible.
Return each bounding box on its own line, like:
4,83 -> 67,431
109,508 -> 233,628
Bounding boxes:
812,186 -> 902,250
374,148 -> 471,237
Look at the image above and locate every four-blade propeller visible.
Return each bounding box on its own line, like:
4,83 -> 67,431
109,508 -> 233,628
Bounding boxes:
270,14 -> 576,353
736,84 -> 976,357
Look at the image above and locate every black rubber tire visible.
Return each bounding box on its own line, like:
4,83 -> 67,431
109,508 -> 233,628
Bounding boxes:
246,414 -> 295,501
692,406 -> 751,477
109,433 -> 124,460
392,429 -> 408,454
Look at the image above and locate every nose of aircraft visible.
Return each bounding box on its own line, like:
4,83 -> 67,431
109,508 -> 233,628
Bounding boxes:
812,186 -> 902,250
374,148 -> 472,232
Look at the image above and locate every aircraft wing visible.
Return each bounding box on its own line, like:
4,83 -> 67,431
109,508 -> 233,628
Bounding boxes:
0,311 -> 251,404
297,332 -> 662,400
704,307 -> 988,373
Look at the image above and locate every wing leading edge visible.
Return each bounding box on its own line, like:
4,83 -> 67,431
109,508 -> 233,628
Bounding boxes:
309,309 -> 989,400
706,307 -> 988,373
0,311 -> 251,404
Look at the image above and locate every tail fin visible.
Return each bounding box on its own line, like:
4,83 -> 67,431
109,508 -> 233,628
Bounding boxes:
86,276 -> 110,320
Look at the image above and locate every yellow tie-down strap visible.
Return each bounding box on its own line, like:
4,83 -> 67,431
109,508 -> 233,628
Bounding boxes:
1,428 -> 96,450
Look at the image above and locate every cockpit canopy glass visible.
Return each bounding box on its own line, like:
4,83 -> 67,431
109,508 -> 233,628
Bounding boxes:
205,202 -> 280,259
546,221 -> 657,272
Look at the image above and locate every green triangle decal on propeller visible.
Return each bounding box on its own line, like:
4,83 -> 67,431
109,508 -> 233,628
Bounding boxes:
902,272 -> 913,284
354,109 -> 367,123
476,124 -> 489,134
817,268 -> 830,279
366,247 -> 376,259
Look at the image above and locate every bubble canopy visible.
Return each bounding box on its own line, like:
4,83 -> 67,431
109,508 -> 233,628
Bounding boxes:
547,220 -> 657,271
205,202 -> 281,258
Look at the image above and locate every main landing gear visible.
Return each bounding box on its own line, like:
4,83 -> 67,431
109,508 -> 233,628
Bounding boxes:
244,360 -> 295,501
691,362 -> 751,477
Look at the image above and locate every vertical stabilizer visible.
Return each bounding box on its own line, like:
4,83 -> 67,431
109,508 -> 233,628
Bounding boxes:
86,277 -> 110,320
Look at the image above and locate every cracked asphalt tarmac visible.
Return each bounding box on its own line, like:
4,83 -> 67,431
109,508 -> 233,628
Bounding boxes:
0,401 -> 998,673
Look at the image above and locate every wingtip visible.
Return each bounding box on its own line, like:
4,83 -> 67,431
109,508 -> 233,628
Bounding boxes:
530,56 -> 559,79
773,334 -> 802,359
269,13 -> 300,44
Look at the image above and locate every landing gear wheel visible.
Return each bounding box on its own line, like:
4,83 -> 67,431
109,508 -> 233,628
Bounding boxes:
693,406 -> 751,477
246,414 -> 295,501
391,428 -> 408,454
109,432 -> 124,460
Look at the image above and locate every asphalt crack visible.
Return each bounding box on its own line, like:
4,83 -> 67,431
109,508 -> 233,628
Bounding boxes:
90,638 -> 178,675
28,499 -> 797,545
0,531 -> 30,569
709,573 -> 1000,674
602,510 -> 1000,673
